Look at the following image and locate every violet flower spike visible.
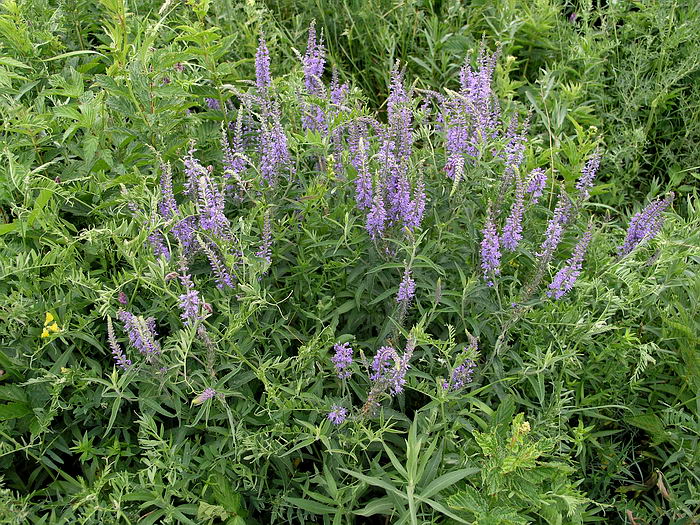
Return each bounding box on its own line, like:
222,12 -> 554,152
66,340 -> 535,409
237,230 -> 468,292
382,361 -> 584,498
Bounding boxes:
177,257 -> 203,324
302,21 -> 326,97
327,405 -> 347,425
198,174 -> 229,238
107,317 -> 131,371
256,214 -> 272,264
526,168 -> 547,204
538,192 -> 572,260
148,230 -> 170,260
480,204 -> 501,286
158,161 -> 179,220
255,35 -> 271,94
193,388 -> 216,405
205,97 -> 221,111
116,310 -> 161,361
396,267 -> 416,304
618,193 -> 674,257
366,186 -> 387,240
331,342 -> 353,379
548,223 -> 594,299
501,171 -> 526,251
575,151 -> 601,201
199,239 -> 234,289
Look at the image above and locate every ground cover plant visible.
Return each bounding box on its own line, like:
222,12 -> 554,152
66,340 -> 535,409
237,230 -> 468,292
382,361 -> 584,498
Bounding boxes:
0,1 -> 699,524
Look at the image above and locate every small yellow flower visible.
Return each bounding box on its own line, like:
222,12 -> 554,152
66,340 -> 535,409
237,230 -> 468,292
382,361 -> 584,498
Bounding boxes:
41,312 -> 60,338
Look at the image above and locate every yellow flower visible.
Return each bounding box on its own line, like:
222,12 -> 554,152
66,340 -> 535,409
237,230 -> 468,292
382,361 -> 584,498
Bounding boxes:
41,312 -> 60,337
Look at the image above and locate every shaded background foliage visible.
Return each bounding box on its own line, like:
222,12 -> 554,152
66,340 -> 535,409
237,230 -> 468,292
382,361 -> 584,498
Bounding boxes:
0,0 -> 698,524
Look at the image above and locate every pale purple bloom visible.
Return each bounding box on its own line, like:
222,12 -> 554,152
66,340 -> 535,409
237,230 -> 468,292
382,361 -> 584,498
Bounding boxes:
178,257 -> 203,324
205,97 -> 221,110
396,268 -> 416,304
255,36 -> 271,94
148,230 -> 170,260
370,341 -> 414,396
442,360 -> 476,391
526,168 -> 547,203
480,206 -> 501,285
256,214 -> 272,264
331,342 -> 353,379
158,162 -> 179,219
327,405 -> 347,424
366,188 -> 387,240
117,310 -> 161,361
548,224 -> 593,299
441,44 -> 500,176
200,240 -> 234,289
107,317 -> 131,371
193,388 -> 216,405
303,22 -> 326,96
117,291 -> 128,305
538,192 -> 572,259
329,68 -> 349,106
172,216 -> 198,253
576,151 -> 601,200
349,122 -> 372,209
221,123 -> 246,185
259,107 -> 292,183
406,176 -> 426,231
198,174 -> 229,237
386,67 -> 412,169
183,145 -> 207,198
501,172 -> 526,251
618,193 -> 674,257
502,114 -> 528,187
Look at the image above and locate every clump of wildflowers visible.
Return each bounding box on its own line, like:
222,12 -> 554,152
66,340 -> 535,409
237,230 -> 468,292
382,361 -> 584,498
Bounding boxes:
548,223 -> 594,299
331,342 -> 353,379
618,193 -> 674,257
327,405 -> 347,425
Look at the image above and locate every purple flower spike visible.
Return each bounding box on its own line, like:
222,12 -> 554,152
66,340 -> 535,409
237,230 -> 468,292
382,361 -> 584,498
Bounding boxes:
256,214 -> 273,264
117,291 -> 128,305
548,224 -> 594,299
576,151 -> 601,201
349,123 -> 372,210
366,188 -> 387,240
107,317 -> 131,371
327,405 -> 347,425
442,360 -> 476,391
526,168 -> 547,204
193,388 -> 217,405
178,257 -> 203,324
198,174 -> 229,238
117,310 -> 161,362
303,21 -> 326,96
480,205 -> 501,285
255,35 -> 271,94
199,239 -> 234,289
148,230 -> 170,260
158,162 -> 179,220
501,172 -> 526,251
370,340 -> 415,396
396,267 -> 416,304
331,342 -> 353,379
205,97 -> 221,111
618,193 -> 674,257
538,192 -> 572,260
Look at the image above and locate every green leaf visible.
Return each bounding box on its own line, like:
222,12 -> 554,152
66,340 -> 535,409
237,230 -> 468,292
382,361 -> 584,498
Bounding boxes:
0,402 -> 32,420
285,497 -> 336,514
339,468 -> 407,499
419,468 -> 478,499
